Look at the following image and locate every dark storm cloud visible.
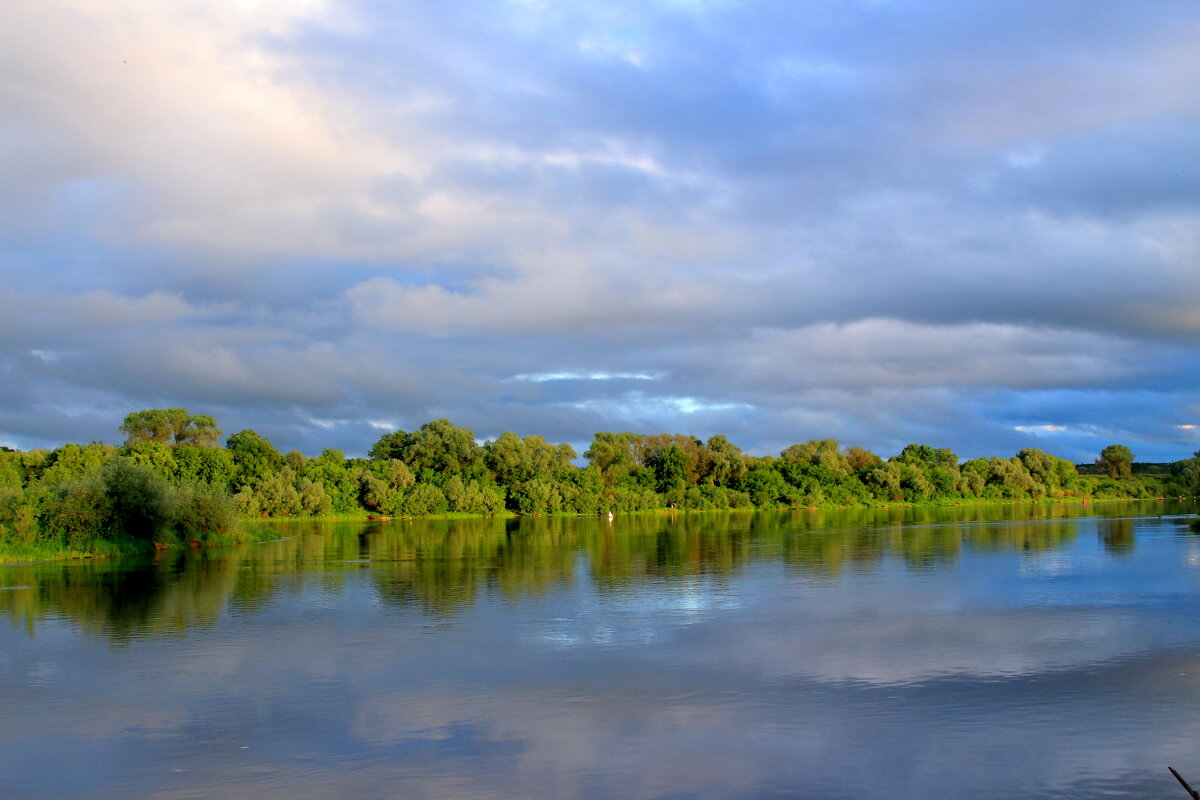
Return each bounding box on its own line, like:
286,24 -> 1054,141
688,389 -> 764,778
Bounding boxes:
1,0 -> 1198,460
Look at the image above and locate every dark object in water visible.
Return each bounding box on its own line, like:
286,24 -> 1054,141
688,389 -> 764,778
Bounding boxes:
1169,766 -> 1199,799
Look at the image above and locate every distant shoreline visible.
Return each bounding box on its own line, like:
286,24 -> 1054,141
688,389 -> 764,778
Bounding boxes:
2,411 -> 1195,566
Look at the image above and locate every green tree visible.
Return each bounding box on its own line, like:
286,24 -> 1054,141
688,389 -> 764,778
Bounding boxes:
0,451 -> 24,490
370,420 -> 484,477
225,430 -> 285,488
302,449 -> 358,513
647,444 -> 688,494
862,461 -> 903,501
739,467 -> 789,507
120,441 -> 178,477
584,432 -> 645,486
388,459 -> 416,489
120,409 -> 222,446
172,445 -> 236,490
368,430 -> 409,461
170,484 -> 236,537
701,435 -> 747,487
984,456 -> 1037,498
298,478 -> 334,516
257,473 -> 303,516
844,445 -> 882,472
509,478 -> 567,514
893,443 -> 958,470
641,433 -> 707,484
41,477 -> 109,549
284,450 -> 308,472
1170,453 -> 1200,495
1097,444 -> 1134,480
781,439 -> 851,477
959,458 -> 991,496
898,463 -> 935,501
403,483 -> 448,516
101,459 -> 171,541
360,472 -> 393,512
176,414 -> 222,446
38,443 -> 115,486
485,432 -> 576,486
1017,448 -> 1077,496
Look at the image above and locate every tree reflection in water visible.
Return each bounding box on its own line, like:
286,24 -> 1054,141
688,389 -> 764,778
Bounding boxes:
0,500 -> 1185,641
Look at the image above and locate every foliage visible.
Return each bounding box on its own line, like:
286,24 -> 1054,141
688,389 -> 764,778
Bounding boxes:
257,473 -> 303,516
369,419 -> 484,477
100,459 -> 173,541
782,439 -> 851,477
298,478 -> 334,516
38,443 -> 116,486
171,483 -> 237,537
1097,444 -> 1134,480
403,483 -> 449,516
646,444 -> 688,493
226,430 -> 285,489
121,408 -> 222,446
485,432 -> 576,485
0,410 -> 1192,561
172,445 -> 236,490
302,449 -> 358,513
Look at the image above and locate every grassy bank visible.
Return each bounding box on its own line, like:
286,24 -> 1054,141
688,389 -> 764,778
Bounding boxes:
11,495 -> 1193,567
0,526 -> 259,566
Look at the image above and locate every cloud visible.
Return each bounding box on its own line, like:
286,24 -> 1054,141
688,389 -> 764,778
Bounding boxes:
0,288 -> 199,345
510,371 -> 662,382
0,0 -> 1198,460
2,0 -> 426,263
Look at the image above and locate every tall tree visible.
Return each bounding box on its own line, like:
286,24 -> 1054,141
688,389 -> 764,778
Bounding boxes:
844,445 -> 882,472
175,414 -> 222,446
642,434 -> 707,484
1097,444 -> 1134,480
370,420 -> 483,476
485,432 -> 576,485
584,432 -> 646,486
781,439 -> 851,476
368,430 -> 410,461
225,430 -> 285,488
701,434 -> 747,487
647,444 -> 689,493
120,409 -> 221,446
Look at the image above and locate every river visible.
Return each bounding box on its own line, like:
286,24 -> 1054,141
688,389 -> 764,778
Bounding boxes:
2,501 -> 1199,799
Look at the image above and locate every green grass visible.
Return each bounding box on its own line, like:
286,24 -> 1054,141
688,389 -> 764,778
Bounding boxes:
0,526 -> 260,566
0,537 -> 147,566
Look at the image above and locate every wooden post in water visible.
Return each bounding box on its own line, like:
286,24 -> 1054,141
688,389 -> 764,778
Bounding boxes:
1169,766 -> 1200,799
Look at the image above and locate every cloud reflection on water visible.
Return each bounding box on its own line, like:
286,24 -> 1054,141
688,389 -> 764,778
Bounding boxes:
2,507 -> 1200,798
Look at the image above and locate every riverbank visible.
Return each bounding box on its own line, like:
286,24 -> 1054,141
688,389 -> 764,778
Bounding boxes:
0,528 -> 255,566
7,495 -> 1194,567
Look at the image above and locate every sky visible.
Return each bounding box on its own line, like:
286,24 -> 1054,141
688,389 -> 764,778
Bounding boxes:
2,0 -> 1198,462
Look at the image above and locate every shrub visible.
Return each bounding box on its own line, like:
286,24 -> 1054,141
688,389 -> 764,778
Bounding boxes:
403,483 -> 448,516
172,483 -> 237,538
257,474 -> 302,516
102,459 -> 171,541
42,478 -> 112,550
232,487 -> 261,517
298,479 -> 333,516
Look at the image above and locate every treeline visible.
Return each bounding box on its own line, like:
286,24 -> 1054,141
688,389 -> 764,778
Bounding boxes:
1,409 -> 1197,556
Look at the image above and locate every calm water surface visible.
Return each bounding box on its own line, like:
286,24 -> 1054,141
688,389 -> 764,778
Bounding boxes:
3,502 -> 1200,799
